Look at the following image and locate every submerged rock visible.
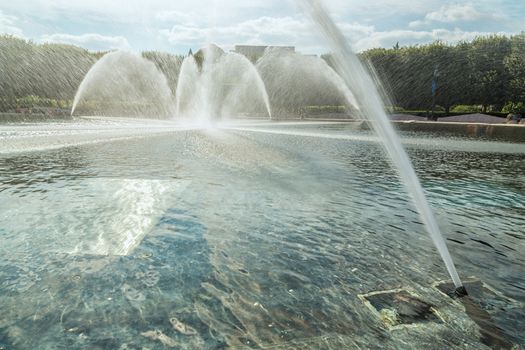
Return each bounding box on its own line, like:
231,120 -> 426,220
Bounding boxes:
170,317 -> 197,336
379,308 -> 399,328
141,330 -> 178,348
121,284 -> 145,302
6,325 -> 25,346
136,269 -> 160,287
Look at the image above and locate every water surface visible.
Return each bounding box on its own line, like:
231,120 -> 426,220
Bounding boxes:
0,121 -> 523,349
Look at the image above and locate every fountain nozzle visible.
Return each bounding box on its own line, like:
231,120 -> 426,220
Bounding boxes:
453,285 -> 469,298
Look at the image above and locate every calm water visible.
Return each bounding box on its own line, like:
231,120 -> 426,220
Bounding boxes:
0,121 -> 524,349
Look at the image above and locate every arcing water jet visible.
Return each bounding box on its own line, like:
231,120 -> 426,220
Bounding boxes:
71,51 -> 174,118
175,45 -> 272,123
298,0 -> 464,291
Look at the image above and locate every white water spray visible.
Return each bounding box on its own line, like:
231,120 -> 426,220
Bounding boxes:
71,51 -> 174,118
298,0 -> 463,289
256,48 -> 359,115
175,46 -> 272,123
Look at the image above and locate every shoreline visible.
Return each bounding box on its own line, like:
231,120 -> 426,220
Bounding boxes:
300,118 -> 525,142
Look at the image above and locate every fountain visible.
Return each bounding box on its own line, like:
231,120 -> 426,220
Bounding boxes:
297,0 -> 465,293
68,14 -> 464,292
175,45 -> 272,123
71,51 -> 174,118
3,2 -> 525,349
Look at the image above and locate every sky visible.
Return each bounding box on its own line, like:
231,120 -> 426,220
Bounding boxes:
0,0 -> 524,54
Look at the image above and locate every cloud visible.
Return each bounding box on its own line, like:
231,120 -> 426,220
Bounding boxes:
158,12 -> 507,54
159,16 -> 312,49
0,0 -> 276,25
41,33 -> 131,51
159,14 -> 383,53
0,10 -> 23,37
409,4 -> 501,28
426,4 -> 485,22
1,0 -> 521,54
155,11 -> 195,23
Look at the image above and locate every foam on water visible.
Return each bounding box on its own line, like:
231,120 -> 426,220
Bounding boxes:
0,117 -> 192,154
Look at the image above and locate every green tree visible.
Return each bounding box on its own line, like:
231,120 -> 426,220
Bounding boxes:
503,33 -> 525,104
467,35 -> 512,111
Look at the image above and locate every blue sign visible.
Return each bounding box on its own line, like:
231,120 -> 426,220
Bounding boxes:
431,79 -> 437,95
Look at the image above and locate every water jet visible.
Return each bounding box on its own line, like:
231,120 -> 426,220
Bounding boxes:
71,51 -> 174,118
298,0 -> 464,292
256,48 -> 359,117
175,45 -> 272,123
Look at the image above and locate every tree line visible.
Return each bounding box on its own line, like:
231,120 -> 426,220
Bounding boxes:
351,33 -> 525,114
0,35 -> 184,112
1,33 -> 524,114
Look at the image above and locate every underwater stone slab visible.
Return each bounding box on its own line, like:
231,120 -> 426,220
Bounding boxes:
359,288 -> 444,330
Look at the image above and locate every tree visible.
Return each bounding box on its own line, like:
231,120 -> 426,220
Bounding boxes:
504,33 -> 525,104
360,35 -> 522,113
467,35 -> 512,111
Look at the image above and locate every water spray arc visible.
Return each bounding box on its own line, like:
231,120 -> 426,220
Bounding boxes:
256,48 -> 359,114
71,51 -> 174,118
298,0 -> 465,293
175,46 -> 272,123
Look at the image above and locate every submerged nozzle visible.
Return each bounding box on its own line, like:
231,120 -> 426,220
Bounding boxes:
453,285 -> 469,298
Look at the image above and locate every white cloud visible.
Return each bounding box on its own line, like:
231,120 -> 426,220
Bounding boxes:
426,4 -> 485,22
155,10 -> 199,24
1,0 -> 521,53
159,16 -> 312,49
157,12 -> 507,54
408,20 -> 425,28
0,0 -> 277,24
0,10 -> 23,37
41,33 -> 131,51
409,3 -> 501,27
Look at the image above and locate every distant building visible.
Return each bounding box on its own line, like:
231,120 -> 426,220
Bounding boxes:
233,45 -> 295,61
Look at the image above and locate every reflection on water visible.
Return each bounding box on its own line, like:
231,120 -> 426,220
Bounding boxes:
0,177 -> 188,256
0,124 -> 524,349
